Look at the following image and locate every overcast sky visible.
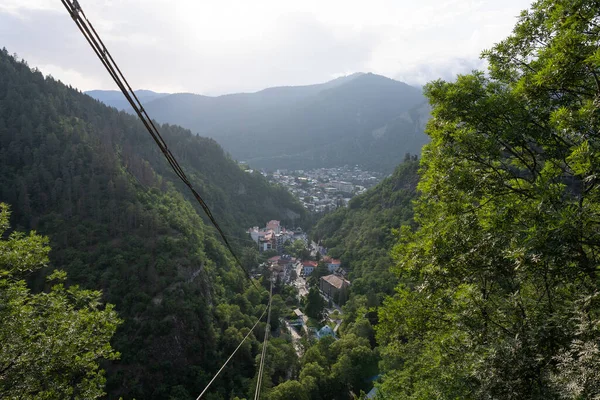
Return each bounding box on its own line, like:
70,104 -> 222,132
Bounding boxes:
0,0 -> 532,95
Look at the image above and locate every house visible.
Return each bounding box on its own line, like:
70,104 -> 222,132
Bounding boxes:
316,325 -> 335,340
268,255 -> 281,264
302,260 -> 318,276
266,220 -> 281,234
258,231 -> 275,252
320,274 -> 350,300
322,256 -> 342,273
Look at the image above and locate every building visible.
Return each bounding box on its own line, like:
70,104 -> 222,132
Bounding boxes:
330,181 -> 354,193
302,260 -> 318,276
322,256 -> 342,273
320,274 -> 351,300
316,325 -> 335,340
266,220 -> 281,234
248,221 -> 304,253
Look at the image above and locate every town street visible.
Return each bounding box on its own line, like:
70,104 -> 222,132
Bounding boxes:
284,320 -> 303,358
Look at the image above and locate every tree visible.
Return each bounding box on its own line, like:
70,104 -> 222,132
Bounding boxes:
0,203 -> 121,399
308,262 -> 330,287
330,334 -> 379,395
267,380 -> 309,400
241,246 -> 259,272
290,240 -> 310,261
377,1 -> 600,398
304,287 -> 325,321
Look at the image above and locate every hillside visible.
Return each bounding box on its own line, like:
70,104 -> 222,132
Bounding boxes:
0,49 -> 304,399
90,73 -> 429,172
311,157 -> 420,324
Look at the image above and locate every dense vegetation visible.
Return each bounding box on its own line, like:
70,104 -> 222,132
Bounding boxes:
266,334 -> 379,400
0,203 -> 120,399
90,73 -> 429,172
0,48 -> 304,399
377,1 -> 600,398
6,0 -> 600,398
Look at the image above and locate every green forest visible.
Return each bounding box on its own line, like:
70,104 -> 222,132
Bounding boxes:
2,0 -> 600,399
0,46 -> 305,399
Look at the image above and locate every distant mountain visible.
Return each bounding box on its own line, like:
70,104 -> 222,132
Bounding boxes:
89,73 -> 429,172
86,89 -> 169,111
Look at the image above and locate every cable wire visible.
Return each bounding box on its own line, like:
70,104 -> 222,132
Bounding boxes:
60,0 -> 258,289
254,280 -> 274,400
195,294 -> 271,400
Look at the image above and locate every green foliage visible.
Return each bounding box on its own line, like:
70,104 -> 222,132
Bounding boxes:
287,240 -> 310,261
271,333 -> 379,400
304,287 -> 326,321
267,380 -> 308,400
377,1 -> 600,398
0,203 -> 120,399
0,49 -> 302,399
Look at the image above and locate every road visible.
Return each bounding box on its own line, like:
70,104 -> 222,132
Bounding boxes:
293,263 -> 308,297
284,320 -> 303,357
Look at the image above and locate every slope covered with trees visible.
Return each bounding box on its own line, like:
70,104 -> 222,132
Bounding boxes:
377,1 -> 600,398
312,157 -> 419,312
0,203 -> 120,399
109,73 -> 429,172
0,48 -> 303,399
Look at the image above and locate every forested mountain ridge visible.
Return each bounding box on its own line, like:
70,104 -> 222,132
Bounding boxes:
0,48 -> 302,399
89,73 -> 429,172
85,89 -> 170,112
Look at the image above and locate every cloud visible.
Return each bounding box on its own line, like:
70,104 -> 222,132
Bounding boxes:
0,0 -> 532,94
394,57 -> 487,86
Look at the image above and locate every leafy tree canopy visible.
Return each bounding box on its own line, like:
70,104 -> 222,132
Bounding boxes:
0,203 -> 121,399
377,1 -> 600,399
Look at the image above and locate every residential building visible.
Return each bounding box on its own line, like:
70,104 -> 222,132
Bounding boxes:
330,181 -> 354,193
322,256 -> 342,273
320,274 -> 351,300
266,220 -> 281,234
302,260 -> 318,276
248,220 -> 304,253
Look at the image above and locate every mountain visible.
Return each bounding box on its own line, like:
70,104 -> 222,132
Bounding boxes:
0,49 -> 305,399
91,73 -> 430,172
86,89 -> 169,111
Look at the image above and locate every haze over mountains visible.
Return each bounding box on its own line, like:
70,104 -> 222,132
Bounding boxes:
85,89 -> 169,112
86,73 -> 430,172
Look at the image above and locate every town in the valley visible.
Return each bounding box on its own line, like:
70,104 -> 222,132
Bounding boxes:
244,165 -> 384,212
248,219 -> 350,348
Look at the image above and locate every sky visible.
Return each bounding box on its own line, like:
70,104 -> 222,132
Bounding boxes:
0,0 -> 532,95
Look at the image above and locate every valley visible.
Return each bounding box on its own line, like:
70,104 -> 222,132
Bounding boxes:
3,1 -> 600,399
